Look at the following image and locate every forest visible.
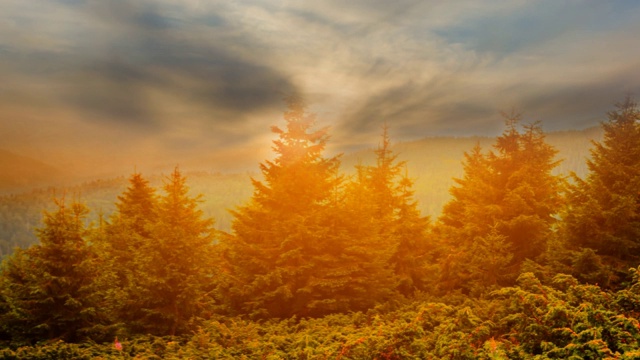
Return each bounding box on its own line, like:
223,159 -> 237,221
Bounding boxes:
0,95 -> 639,359
0,126 -> 599,261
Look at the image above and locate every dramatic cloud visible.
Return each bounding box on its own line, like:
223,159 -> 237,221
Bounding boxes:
1,0 -> 639,176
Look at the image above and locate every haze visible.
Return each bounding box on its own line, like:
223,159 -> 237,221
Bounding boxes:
1,0 -> 639,178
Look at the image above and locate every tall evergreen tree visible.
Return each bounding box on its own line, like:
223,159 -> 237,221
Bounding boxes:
137,168 -> 216,336
222,95 -> 394,318
97,172 -> 159,334
437,113 -> 562,293
0,199 -> 107,344
490,118 -> 563,262
391,171 -> 434,294
113,172 -> 158,238
563,97 -> 640,262
346,126 -> 432,295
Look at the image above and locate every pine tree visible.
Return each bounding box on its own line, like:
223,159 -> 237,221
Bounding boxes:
391,171 -> 434,294
222,95 -> 394,318
437,113 -> 562,293
563,97 -> 640,262
113,172 -> 157,238
491,118 -> 562,262
137,168 -> 216,336
0,198 -> 107,343
97,172 -> 159,334
346,126 -> 432,295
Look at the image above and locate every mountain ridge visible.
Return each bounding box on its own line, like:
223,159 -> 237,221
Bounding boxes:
0,149 -> 66,194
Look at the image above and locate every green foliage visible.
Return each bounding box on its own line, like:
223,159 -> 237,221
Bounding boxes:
346,126 -> 433,296
144,168 -> 217,335
0,127 -> 598,261
466,230 -> 513,294
3,97 -> 640,359
0,199 -> 110,345
436,113 -> 563,294
499,270 -> 640,358
0,303 -> 499,359
9,269 -> 640,358
0,173 -> 252,260
124,168 -> 217,336
222,95 -> 395,318
93,173 -> 159,335
0,169 -> 219,346
563,97 -> 640,263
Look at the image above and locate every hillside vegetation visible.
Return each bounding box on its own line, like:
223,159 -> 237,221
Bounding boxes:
2,96 -> 639,359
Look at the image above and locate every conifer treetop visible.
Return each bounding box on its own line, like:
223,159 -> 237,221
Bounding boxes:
270,94 -> 333,167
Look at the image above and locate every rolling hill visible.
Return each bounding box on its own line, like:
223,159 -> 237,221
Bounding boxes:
0,149 -> 65,194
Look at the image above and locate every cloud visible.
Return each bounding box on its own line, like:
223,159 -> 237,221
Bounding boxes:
318,0 -> 640,142
1,0 -> 298,134
1,0 -> 640,177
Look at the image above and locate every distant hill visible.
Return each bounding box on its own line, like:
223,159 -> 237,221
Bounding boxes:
0,127 -> 604,258
0,149 -> 65,194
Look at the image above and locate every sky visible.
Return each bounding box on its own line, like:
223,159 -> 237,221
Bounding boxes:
1,0 -> 640,176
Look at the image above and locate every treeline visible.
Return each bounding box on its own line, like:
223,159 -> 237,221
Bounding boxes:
1,95 -> 639,358
0,125 -> 598,261
0,125 -> 599,260
0,173 -> 253,259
